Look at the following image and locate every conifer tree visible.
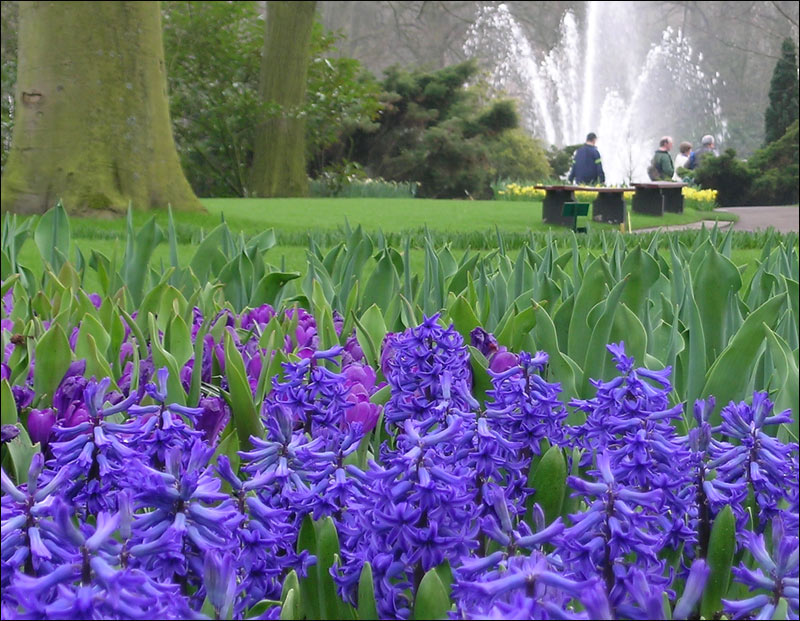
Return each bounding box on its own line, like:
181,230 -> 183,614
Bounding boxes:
764,38 -> 799,146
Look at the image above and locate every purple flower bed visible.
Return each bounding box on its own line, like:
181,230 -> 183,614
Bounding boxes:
1,304 -> 798,620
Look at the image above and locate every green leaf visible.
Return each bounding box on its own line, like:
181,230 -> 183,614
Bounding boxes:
693,245 -> 742,362
245,600 -> 281,619
702,294 -> 787,425
279,571 -> 301,621
148,313 -> 186,406
33,323 -> 72,409
527,445 -> 567,526
413,567 -> 450,620
7,425 -> 39,486
279,589 -> 297,621
316,517 -> 343,619
1,379 -> 18,426
764,326 -> 799,437
165,311 -> 193,370
467,346 -> 493,408
580,277 -> 628,397
296,516 -> 320,620
567,257 -> 612,365
447,295 -> 480,344
700,505 -> 736,619
362,250 -> 399,312
223,330 -> 264,448
251,271 -> 300,308
531,301 -> 578,407
354,305 -> 387,370
33,201 -> 70,273
357,562 -> 379,621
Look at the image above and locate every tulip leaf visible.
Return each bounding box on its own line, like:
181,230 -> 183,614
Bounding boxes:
33,323 -> 72,409
358,562 -> 379,621
296,516 -> 320,620
223,330 -> 263,447
702,294 -> 786,425
6,425 -> 39,486
148,313 -> 186,406
700,505 -> 736,619
527,445 -> 567,526
1,379 -> 18,426
413,567 -> 450,620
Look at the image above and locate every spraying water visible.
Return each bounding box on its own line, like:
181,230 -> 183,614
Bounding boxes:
464,2 -> 727,184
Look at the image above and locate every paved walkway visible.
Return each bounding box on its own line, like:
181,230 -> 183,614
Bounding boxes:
635,206 -> 798,234
716,206 -> 799,233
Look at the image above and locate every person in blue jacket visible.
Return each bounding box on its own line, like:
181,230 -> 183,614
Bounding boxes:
568,132 -> 605,184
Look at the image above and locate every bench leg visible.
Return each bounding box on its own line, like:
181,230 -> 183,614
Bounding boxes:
542,190 -> 576,227
592,193 -> 625,224
633,188 -> 664,216
662,188 -> 684,213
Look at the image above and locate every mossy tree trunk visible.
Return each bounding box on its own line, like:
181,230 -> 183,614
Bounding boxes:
250,1 -> 316,198
1,1 -> 202,216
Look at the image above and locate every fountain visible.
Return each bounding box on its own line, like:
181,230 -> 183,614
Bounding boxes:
464,2 -> 728,184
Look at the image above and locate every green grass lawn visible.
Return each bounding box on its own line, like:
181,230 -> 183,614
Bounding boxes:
54,197 -> 736,245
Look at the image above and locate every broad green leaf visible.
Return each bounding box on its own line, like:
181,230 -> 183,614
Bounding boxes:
6,425 -> 39,486
296,516 -> 320,620
702,294 -> 787,424
619,246 -> 660,320
34,201 -> 70,273
700,505 -> 736,619
75,313 -> 111,363
693,246 -> 742,363
251,271 -> 300,308
33,323 -> 72,409
223,330 -> 263,448
413,567 -> 450,620
580,278 -> 628,397
447,295 -> 480,344
1,379 -> 18,425
764,327 -> 799,437
531,302 -> 578,407
362,250 -> 399,313
148,313 -> 186,406
527,445 -> 567,526
165,312 -> 193,370
467,346 -> 493,408
354,305 -> 386,370
316,517 -> 343,619
357,562 -> 379,621
279,589 -> 296,621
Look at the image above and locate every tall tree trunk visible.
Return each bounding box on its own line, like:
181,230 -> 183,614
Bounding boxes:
1,1 -> 202,216
251,1 -> 316,197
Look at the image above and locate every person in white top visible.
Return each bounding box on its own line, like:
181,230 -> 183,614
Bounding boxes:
673,141 -> 692,180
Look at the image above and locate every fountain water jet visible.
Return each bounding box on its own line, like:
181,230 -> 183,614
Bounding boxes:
465,2 -> 728,184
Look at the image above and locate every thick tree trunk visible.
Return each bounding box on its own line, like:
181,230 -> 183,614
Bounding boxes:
250,1 -> 316,197
1,1 -> 202,216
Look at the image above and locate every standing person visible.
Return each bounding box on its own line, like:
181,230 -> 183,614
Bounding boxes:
673,141 -> 692,179
648,136 -> 674,181
568,132 -> 605,185
688,135 -> 718,169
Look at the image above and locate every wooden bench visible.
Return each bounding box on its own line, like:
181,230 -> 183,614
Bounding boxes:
535,185 -> 635,226
631,182 -> 687,216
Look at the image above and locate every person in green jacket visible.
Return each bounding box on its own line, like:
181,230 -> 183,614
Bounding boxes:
650,136 -> 674,181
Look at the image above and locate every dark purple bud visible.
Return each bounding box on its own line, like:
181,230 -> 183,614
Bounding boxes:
489,350 -> 519,373
470,326 -> 499,357
11,385 -> 34,410
1,424 -> 20,443
28,408 -> 56,446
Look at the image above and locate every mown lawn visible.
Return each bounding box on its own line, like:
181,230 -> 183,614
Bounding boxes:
51,197 -> 736,244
